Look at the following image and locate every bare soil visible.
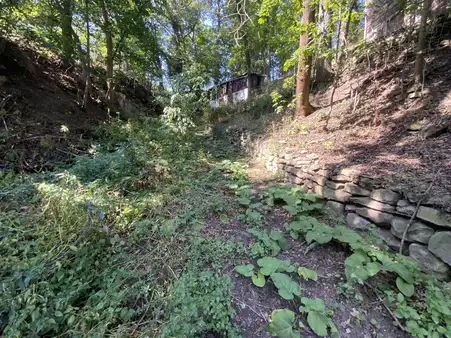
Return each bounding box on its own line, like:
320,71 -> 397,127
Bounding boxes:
0,37 -> 108,171
0,36 -> 159,172
298,45 -> 451,209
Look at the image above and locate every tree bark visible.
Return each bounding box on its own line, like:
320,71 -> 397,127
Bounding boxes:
244,35 -> 252,100
295,0 -> 312,117
340,0 -> 357,48
60,0 -> 74,61
414,0 -> 432,84
82,0 -> 91,110
100,0 -> 114,114
71,29 -> 88,104
315,0 -> 332,86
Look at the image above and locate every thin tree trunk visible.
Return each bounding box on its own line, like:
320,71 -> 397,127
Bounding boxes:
414,0 -> 432,84
100,0 -> 114,114
214,0 -> 222,86
323,8 -> 344,130
72,29 -> 88,105
60,0 -> 74,61
82,0 -> 91,110
315,0 -> 331,86
340,0 -> 356,48
267,48 -> 272,81
295,0 -> 312,117
244,36 -> 252,100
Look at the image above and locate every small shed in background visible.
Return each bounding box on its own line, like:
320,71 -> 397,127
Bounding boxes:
209,73 -> 264,108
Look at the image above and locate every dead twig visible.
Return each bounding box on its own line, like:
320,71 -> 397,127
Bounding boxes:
399,168 -> 441,254
13,135 -> 64,143
364,282 -> 405,332
55,148 -> 81,157
2,116 -> 8,131
232,296 -> 267,320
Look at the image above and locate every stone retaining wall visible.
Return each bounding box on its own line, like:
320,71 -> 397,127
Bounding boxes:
272,154 -> 451,281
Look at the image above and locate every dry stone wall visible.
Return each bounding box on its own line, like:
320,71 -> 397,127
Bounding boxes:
271,153 -> 451,281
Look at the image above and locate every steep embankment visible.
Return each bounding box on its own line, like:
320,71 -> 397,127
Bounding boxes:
0,36 -> 159,171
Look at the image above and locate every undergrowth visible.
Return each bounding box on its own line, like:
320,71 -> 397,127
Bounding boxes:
2,114 -> 451,338
232,183 -> 451,338
0,117 -> 244,336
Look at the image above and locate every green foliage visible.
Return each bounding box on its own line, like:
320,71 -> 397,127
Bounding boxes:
235,264 -> 266,287
252,272 -> 266,287
270,230 -> 289,250
344,250 -> 382,283
161,93 -> 198,135
206,105 -> 235,123
1,236 -> 147,336
299,298 -> 337,337
396,277 -> 415,297
235,264 -> 254,277
162,270 -> 238,337
256,184 -> 451,338
257,257 -> 295,276
248,228 -> 286,257
271,273 -> 301,300
220,161 -> 248,181
298,267 -> 318,281
261,185 -> 322,212
263,309 -> 300,338
385,281 -> 451,338
270,89 -> 289,114
0,117 -> 244,336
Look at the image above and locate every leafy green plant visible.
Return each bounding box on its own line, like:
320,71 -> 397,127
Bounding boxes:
235,264 -> 254,277
271,273 -> 301,300
396,277 -> 415,297
344,250 -> 382,284
248,228 -> 288,257
257,257 -> 296,275
384,281 -> 451,338
252,272 -> 266,287
299,298 -> 337,337
263,309 -> 300,338
218,160 -> 248,181
260,185 -> 322,215
236,257 -> 296,289
298,267 -> 318,281
235,264 -> 266,287
162,270 -> 239,337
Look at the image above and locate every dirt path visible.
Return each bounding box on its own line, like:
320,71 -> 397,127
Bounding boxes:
203,165 -> 409,338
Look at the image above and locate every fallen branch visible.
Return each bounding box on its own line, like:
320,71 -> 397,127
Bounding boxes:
364,282 -> 405,332
399,168 -> 441,254
12,135 -> 64,143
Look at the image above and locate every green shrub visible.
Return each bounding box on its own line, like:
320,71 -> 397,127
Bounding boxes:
205,104 -> 235,123
162,270 -> 239,337
248,94 -> 273,118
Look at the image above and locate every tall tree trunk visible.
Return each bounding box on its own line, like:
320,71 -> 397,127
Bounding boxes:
295,0 -> 312,117
100,0 -> 114,114
338,0 -> 356,64
72,29 -> 88,104
414,0 -> 432,84
244,36 -> 252,100
82,0 -> 91,110
60,0 -> 74,61
214,0 -> 222,86
315,0 -> 331,86
267,48 -> 272,81
340,0 -> 356,47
